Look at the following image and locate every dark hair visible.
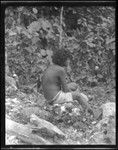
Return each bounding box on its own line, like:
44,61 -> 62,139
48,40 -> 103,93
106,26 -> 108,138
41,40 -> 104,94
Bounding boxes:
52,48 -> 71,67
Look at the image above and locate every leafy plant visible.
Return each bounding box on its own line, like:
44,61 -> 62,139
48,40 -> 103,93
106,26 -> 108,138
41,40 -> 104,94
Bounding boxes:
5,6 -> 115,88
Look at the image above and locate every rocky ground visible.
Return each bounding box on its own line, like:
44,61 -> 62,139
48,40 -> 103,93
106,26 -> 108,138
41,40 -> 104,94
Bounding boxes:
5,81 -> 116,145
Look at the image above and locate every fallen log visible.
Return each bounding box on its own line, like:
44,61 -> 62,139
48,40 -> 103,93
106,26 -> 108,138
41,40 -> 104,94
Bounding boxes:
6,118 -> 52,145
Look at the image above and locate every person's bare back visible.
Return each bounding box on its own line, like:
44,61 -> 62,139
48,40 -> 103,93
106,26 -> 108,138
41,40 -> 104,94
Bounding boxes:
41,49 -> 100,119
42,64 -> 68,103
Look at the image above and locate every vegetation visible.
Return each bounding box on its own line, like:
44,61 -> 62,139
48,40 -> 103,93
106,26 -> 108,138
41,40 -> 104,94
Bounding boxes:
5,6 -> 115,145
5,6 -> 115,86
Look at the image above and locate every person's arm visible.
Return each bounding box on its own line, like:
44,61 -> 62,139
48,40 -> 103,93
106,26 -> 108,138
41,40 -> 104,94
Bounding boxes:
59,68 -> 70,92
78,93 -> 100,118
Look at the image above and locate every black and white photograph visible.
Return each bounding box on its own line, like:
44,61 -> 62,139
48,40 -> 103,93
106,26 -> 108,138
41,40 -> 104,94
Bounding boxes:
3,1 -> 116,147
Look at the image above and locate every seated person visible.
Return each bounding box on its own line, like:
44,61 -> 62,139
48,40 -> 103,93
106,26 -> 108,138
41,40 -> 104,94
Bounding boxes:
41,48 -> 94,115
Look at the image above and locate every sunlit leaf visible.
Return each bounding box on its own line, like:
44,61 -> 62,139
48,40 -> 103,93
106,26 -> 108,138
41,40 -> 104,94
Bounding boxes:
9,31 -> 17,36
40,49 -> 47,57
32,8 -> 38,14
28,21 -> 41,33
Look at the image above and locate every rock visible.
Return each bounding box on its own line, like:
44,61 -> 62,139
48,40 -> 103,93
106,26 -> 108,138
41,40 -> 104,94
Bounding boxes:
6,118 -> 52,144
90,132 -> 105,144
72,108 -> 81,116
32,127 -> 55,139
30,114 -> 65,139
6,135 -> 19,145
101,102 -> 115,119
91,114 -> 116,144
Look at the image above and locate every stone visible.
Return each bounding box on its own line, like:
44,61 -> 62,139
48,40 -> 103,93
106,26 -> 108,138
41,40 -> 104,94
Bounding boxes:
30,114 -> 66,139
100,102 -> 115,119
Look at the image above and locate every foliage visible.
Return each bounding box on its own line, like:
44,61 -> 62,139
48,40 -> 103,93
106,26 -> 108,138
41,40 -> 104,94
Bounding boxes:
5,6 -> 115,144
5,6 -> 116,144
5,6 -> 115,88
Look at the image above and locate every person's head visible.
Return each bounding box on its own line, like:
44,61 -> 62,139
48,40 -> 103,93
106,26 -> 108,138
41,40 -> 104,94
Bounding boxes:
52,48 -> 71,67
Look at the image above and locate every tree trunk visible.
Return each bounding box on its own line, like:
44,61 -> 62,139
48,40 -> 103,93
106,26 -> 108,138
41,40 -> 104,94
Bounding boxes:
59,6 -> 64,49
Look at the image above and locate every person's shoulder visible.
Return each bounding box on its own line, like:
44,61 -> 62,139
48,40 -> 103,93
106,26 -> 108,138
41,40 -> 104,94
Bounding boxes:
47,65 -> 65,74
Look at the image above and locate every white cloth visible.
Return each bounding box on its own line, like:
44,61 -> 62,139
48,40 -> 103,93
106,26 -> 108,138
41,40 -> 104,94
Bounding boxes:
50,90 -> 88,105
52,91 -> 73,104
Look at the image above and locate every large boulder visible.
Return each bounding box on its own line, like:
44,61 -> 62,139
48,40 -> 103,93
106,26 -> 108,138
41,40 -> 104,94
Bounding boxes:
90,115 -> 116,144
6,118 -> 52,145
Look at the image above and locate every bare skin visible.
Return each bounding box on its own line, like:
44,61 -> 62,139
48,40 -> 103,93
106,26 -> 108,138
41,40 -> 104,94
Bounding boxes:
42,63 -> 102,119
42,64 -> 90,110
42,64 -> 68,101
